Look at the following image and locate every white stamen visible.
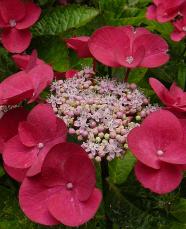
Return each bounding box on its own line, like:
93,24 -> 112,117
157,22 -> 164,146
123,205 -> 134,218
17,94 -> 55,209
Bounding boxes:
38,142 -> 44,149
156,150 -> 164,156
9,19 -> 16,27
66,182 -> 73,190
126,56 -> 134,64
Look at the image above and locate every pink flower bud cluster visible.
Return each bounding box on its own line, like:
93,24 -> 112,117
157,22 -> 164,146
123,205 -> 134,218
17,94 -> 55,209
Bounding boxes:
48,68 -> 159,161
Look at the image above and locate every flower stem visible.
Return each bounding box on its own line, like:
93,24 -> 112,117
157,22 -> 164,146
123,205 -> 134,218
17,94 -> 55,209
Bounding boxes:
93,59 -> 97,72
124,68 -> 131,82
108,67 -> 112,78
101,158 -> 113,229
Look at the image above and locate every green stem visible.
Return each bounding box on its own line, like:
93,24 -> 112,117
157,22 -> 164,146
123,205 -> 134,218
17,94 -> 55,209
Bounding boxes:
124,68 -> 131,82
93,59 -> 97,72
108,67 -> 112,78
101,158 -> 113,229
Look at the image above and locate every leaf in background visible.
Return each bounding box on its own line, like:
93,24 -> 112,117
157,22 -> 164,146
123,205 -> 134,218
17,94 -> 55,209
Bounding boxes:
177,63 -> 186,90
0,47 -> 17,81
31,36 -> 70,72
32,5 -> 99,36
170,198 -> 186,223
99,0 -> 126,17
109,151 -> 136,185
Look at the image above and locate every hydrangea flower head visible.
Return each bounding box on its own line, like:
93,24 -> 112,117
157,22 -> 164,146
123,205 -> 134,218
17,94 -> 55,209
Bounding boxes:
3,104 -> 67,181
128,110 -> 186,194
88,26 -> 169,69
48,67 -> 158,161
0,0 -> 41,53
19,142 -> 102,226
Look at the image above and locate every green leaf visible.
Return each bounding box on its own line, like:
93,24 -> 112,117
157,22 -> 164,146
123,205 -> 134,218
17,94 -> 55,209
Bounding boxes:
31,36 -> 70,72
32,5 -> 99,36
109,151 -> 136,185
171,198 -> 186,223
99,0 -> 126,17
177,64 -> 186,90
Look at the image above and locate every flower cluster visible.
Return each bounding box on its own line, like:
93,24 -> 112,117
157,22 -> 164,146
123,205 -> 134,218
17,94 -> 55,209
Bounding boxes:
48,68 -> 159,161
128,79 -> 186,194
146,0 -> 186,41
0,104 -> 102,227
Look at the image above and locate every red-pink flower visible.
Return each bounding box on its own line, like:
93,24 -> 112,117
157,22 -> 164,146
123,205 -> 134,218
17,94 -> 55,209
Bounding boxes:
149,78 -> 186,112
0,0 -> 41,53
3,104 -> 67,181
171,6 -> 186,42
146,0 -> 185,23
0,51 -> 54,105
88,26 -> 169,69
127,110 -> 186,194
66,36 -> 92,58
19,142 -> 102,226
0,107 -> 28,152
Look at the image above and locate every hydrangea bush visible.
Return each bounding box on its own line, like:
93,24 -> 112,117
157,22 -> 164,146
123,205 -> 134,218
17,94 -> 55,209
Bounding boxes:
1,0 -> 186,228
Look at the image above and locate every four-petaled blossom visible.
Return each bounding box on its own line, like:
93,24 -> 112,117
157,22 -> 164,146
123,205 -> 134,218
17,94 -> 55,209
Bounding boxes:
0,51 -> 54,105
19,142 -> 102,227
66,36 -> 92,58
149,78 -> 186,112
146,0 -> 185,23
88,26 -> 169,68
3,104 -> 67,182
0,0 -> 41,53
128,110 -> 186,194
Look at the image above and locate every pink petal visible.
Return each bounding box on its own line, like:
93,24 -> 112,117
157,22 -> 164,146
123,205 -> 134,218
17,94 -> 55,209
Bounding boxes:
135,161 -> 182,194
19,177 -> 60,226
0,71 -> 33,105
0,14 -> 8,28
127,126 -> 160,169
66,36 -> 92,58
26,135 -> 67,177
128,110 -> 184,169
89,26 -> 130,67
12,53 -> 44,70
56,118 -> 67,139
41,143 -> 88,187
0,0 -> 26,22
136,34 -> 169,68
142,110 -> 183,148
149,78 -> 175,106
47,188 -> 102,227
16,2 -> 41,30
117,46 -> 145,68
26,104 -> 57,142
18,121 -> 39,147
0,107 -> 28,152
4,164 -> 27,182
146,5 -> 157,20
63,154 -> 96,201
28,64 -> 54,103
171,30 -> 186,42
2,28 -> 31,53
3,135 -> 37,169
160,143 -> 186,164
